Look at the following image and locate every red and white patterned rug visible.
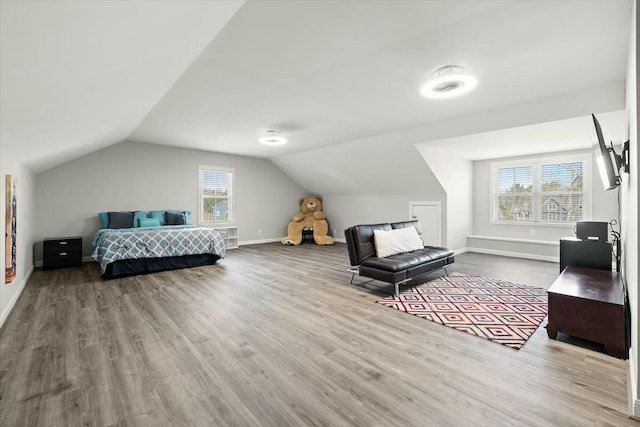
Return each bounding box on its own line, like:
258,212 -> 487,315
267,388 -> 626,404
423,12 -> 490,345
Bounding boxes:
376,272 -> 548,350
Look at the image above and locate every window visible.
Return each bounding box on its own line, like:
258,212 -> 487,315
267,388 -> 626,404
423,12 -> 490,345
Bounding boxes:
199,166 -> 233,223
491,155 -> 589,225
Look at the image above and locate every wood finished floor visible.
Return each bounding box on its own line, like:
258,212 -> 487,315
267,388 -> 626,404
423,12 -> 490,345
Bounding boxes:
0,243 -> 635,426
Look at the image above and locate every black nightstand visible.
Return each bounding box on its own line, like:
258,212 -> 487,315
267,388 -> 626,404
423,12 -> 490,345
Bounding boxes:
43,236 -> 83,270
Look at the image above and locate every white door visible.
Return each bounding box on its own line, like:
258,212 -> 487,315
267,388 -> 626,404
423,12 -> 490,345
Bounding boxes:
409,202 -> 442,246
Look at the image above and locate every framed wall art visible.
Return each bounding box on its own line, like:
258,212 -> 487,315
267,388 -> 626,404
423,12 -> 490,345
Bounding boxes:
5,175 -> 16,284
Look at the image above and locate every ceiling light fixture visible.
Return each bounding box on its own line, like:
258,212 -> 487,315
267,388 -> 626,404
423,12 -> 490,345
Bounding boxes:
420,65 -> 478,99
258,130 -> 287,146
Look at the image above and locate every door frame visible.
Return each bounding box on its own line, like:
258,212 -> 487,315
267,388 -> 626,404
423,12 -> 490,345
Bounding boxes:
409,201 -> 442,246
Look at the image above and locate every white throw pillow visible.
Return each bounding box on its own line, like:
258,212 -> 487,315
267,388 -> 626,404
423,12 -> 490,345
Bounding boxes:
373,226 -> 424,258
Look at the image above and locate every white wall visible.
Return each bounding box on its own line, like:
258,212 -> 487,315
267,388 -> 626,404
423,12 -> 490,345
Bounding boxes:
273,133 -> 445,197
0,147 -> 35,327
33,141 -> 306,261
466,236 -> 560,262
273,132 -> 448,245
275,82 -> 624,254
623,0 -> 639,417
322,193 -> 446,242
471,149 -> 619,258
1,1 -> 245,173
417,148 -> 473,251
274,81 -> 625,194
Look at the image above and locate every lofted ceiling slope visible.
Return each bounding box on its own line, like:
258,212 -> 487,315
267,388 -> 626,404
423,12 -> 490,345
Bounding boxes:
130,0 -> 632,157
0,0 -> 244,172
0,0 -> 633,174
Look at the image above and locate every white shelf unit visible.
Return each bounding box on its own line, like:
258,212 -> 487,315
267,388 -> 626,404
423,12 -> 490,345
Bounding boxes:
210,226 -> 239,249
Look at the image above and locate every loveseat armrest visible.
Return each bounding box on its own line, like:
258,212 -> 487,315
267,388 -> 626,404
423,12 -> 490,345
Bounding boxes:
344,227 -> 359,266
344,223 -> 392,266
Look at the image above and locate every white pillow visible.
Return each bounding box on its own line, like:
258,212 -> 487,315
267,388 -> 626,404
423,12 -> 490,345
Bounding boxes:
373,226 -> 424,258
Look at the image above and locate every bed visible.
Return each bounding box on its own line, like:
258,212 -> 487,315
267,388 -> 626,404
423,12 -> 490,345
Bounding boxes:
91,224 -> 226,279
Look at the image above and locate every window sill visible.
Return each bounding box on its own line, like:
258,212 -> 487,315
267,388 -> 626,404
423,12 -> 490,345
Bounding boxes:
489,220 -> 576,228
468,235 -> 560,246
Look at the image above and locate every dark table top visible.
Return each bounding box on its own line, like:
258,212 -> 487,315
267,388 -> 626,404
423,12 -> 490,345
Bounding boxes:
44,236 -> 83,241
548,266 -> 623,305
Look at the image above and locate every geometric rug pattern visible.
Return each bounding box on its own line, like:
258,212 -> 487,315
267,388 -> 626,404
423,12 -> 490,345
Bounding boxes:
376,272 -> 548,350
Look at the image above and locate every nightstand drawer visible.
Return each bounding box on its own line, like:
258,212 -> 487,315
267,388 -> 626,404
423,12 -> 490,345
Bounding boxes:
44,238 -> 82,251
43,237 -> 83,270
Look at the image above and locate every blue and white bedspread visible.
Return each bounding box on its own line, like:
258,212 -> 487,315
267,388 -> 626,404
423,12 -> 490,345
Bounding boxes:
91,225 -> 226,273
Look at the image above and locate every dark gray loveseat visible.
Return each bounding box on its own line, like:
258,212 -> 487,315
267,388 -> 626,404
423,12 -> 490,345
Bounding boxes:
344,220 -> 455,296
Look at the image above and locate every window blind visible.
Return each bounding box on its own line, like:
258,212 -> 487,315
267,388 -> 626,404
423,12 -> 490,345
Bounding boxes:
200,168 -> 233,223
496,166 -> 533,221
493,159 -> 586,224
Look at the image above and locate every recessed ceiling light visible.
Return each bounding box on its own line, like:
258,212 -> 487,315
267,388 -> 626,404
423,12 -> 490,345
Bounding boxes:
258,130 -> 287,146
420,65 -> 478,99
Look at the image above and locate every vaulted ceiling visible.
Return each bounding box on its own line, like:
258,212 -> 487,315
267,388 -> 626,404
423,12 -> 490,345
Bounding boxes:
0,0 -> 633,173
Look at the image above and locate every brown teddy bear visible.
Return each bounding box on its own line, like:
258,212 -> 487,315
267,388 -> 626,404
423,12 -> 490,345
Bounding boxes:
281,196 -> 334,245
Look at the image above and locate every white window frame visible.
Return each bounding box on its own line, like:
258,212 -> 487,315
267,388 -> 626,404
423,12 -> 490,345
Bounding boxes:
199,165 -> 234,225
490,153 -> 591,227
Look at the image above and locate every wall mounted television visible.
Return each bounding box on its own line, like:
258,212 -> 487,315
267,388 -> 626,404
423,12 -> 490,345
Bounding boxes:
592,113 -> 621,191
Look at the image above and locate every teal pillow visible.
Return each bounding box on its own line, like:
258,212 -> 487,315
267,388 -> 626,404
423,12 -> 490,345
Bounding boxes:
148,210 -> 192,226
139,218 -> 161,228
98,212 -> 109,229
134,211 -> 148,227
148,210 -> 166,226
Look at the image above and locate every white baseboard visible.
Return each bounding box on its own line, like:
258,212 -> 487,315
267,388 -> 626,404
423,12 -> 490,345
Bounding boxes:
0,265 -> 33,329
466,246 -> 559,263
239,238 -> 281,246
454,247 -> 469,256
240,237 -> 346,245
628,346 -> 640,419
467,235 -> 560,246
334,237 -> 346,244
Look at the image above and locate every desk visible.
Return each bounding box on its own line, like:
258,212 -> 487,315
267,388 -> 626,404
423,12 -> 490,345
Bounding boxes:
547,266 -> 625,358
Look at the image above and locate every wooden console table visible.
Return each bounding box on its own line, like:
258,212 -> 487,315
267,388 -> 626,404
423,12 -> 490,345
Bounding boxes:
547,266 -> 625,358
